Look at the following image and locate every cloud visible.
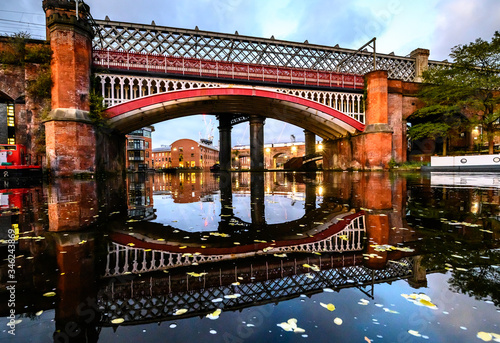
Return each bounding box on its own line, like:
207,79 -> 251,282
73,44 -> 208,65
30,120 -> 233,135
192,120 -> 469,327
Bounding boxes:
430,0 -> 500,61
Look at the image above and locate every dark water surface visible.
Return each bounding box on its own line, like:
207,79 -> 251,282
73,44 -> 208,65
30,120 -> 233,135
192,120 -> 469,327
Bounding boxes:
0,171 -> 499,342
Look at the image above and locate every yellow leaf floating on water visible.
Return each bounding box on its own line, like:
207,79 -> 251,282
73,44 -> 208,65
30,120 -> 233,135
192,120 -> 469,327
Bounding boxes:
36,310 -> 43,316
43,292 -> 56,297
419,299 -> 438,309
127,243 -> 135,247
408,330 -> 421,337
402,293 -> 438,310
174,309 -> 188,315
206,309 -> 222,320
232,282 -> 240,286
334,317 -> 343,325
477,331 -> 500,342
274,253 -> 287,258
320,302 -> 336,311
303,264 -> 320,272
224,294 -> 241,299
111,318 -> 125,324
358,299 -> 370,306
187,272 -> 207,277
277,318 -> 305,334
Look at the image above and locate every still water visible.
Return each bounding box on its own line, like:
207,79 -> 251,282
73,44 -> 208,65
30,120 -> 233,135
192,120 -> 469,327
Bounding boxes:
0,171 -> 499,342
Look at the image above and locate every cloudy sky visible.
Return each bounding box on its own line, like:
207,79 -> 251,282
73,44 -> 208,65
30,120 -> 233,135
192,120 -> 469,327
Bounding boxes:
1,0 -> 499,148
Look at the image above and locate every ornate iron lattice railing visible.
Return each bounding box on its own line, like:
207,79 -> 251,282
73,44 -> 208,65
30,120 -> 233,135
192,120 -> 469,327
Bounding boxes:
92,50 -> 365,90
93,20 -> 416,81
98,255 -> 414,326
103,215 -> 365,277
94,73 -> 365,123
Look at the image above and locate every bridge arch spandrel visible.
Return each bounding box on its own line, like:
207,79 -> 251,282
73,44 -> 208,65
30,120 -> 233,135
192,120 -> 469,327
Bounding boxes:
104,87 -> 365,138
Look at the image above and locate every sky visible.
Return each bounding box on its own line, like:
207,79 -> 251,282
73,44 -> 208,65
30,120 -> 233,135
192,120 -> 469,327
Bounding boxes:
0,0 -> 499,148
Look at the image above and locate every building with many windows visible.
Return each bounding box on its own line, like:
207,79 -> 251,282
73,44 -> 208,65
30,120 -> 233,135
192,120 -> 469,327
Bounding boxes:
152,145 -> 172,169
125,126 -> 154,171
153,138 -> 219,170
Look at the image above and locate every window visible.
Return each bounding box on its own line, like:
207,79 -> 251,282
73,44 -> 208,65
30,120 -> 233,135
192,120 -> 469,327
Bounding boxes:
191,153 -> 194,157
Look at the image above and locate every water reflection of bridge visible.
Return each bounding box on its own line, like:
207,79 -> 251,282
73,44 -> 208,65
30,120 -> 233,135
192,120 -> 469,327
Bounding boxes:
98,252 -> 416,327
105,212 -> 365,276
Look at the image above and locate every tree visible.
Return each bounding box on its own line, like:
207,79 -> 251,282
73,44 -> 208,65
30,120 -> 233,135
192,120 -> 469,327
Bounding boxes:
409,31 -> 500,154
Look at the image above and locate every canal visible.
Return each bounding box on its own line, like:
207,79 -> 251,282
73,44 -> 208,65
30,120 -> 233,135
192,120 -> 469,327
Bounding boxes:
0,171 -> 499,342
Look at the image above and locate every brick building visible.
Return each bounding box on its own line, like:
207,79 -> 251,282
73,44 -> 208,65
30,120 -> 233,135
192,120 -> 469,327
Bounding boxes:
125,126 -> 154,171
152,145 -> 172,169
153,138 -> 218,170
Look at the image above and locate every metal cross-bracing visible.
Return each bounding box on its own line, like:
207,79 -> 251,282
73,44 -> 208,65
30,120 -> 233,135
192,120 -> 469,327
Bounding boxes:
93,19 -> 417,81
92,50 -> 365,90
94,73 -> 365,124
103,214 -> 365,277
97,255 -> 415,326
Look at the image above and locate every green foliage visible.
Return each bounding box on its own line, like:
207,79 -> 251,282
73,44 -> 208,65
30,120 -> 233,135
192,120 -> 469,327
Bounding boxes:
27,69 -> 52,100
409,31 -> 500,154
89,91 -> 109,129
0,32 -> 51,66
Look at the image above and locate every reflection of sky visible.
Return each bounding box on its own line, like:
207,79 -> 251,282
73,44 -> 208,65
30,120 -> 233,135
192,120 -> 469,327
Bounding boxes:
152,192 -> 319,231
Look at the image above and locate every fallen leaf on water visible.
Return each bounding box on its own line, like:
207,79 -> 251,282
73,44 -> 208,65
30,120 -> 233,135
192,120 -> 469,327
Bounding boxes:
187,272 -> 207,277
206,309 -> 222,320
320,302 -> 336,311
408,330 -> 421,337
43,292 -> 56,297
224,294 -> 241,299
334,317 -> 343,325
358,299 -> 370,305
277,318 -> 305,333
111,318 -> 125,324
36,310 -> 43,316
364,336 -> 372,343
476,331 -> 500,342
274,253 -> 287,258
174,309 -> 188,315
419,299 -> 438,309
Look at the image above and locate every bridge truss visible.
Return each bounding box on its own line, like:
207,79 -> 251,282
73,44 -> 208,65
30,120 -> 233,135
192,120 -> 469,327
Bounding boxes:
93,20 -> 418,81
98,254 -> 414,326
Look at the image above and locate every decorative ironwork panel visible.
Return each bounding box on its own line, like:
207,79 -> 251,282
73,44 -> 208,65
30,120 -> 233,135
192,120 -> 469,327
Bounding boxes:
103,215 -> 366,277
94,73 -> 365,124
93,20 -> 417,81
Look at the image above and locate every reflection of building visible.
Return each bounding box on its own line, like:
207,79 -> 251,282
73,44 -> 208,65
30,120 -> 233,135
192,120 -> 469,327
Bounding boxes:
153,172 -> 219,203
232,141 -> 323,169
126,174 -> 155,220
125,126 -> 154,171
152,145 -> 171,169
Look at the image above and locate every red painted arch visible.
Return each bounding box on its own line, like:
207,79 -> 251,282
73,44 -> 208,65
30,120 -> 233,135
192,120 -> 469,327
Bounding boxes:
105,87 -> 366,132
